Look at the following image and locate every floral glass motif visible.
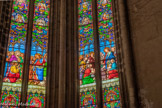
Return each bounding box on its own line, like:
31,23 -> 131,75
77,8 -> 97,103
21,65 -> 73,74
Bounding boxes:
102,85 -> 120,104
98,0 -> 121,107
32,25 -> 48,39
0,0 -> 29,107
80,88 -> 97,108
1,89 -> 21,107
27,92 -> 45,108
10,21 -> 27,36
26,0 -> 50,107
78,0 -> 97,107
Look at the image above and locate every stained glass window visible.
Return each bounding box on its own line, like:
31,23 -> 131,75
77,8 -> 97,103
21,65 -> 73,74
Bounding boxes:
78,0 -> 97,107
0,0 -> 50,107
98,0 -> 121,107
27,0 -> 50,107
78,0 -> 121,107
0,0 -> 29,107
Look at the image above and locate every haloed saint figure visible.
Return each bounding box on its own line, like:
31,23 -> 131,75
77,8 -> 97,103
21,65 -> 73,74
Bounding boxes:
29,53 -> 47,86
3,51 -> 24,83
16,0 -> 27,10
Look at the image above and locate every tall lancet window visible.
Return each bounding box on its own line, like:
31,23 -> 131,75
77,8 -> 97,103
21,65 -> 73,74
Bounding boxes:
27,0 -> 50,107
0,0 -> 29,106
98,0 -> 121,107
78,0 -> 97,107
0,0 -> 50,107
78,0 -> 121,107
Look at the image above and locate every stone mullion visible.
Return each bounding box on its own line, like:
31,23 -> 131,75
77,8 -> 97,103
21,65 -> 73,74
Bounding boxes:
46,0 -> 54,107
58,0 -> 67,107
52,0 -> 60,107
68,0 -> 77,107
92,0 -> 103,107
20,0 -> 35,106
112,0 -> 127,107
66,0 -> 74,107
74,0 -> 79,107
0,1 -> 4,89
117,0 -> 139,107
0,1 -> 3,53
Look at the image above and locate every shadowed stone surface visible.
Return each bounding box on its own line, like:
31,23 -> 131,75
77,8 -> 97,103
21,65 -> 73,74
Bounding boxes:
127,0 -> 162,107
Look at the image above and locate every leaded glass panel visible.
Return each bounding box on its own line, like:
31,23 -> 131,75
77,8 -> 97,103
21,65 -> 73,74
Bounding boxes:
98,0 -> 121,107
26,0 -> 50,107
0,0 -> 29,107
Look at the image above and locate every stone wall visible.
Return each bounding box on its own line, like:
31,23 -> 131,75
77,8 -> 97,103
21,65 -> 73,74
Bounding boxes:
127,0 -> 162,107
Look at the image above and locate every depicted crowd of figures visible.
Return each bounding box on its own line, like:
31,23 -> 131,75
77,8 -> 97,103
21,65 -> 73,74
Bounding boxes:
3,50 -> 47,87
79,46 -> 118,85
79,52 -> 95,85
100,47 -> 118,80
78,0 -> 121,108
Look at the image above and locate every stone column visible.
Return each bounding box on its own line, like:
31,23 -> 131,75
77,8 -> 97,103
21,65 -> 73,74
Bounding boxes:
117,0 -> 139,107
66,0 -> 75,107
58,0 -> 67,107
